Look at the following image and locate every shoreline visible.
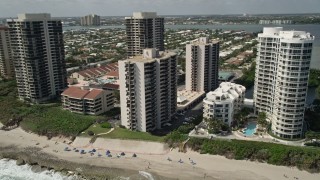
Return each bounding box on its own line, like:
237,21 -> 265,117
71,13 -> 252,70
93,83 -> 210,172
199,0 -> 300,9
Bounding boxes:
1,127 -> 320,180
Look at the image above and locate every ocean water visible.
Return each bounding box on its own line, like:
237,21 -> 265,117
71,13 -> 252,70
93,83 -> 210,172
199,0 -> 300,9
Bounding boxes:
0,159 -> 78,180
0,159 -> 156,180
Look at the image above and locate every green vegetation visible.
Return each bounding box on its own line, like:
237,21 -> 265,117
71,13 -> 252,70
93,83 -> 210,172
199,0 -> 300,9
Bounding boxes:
204,118 -> 230,134
101,122 -> 112,129
20,105 -> 96,137
0,80 -> 99,137
81,123 -> 112,137
257,112 -> 268,129
187,138 -> 320,172
234,62 -> 256,88
233,107 -> 252,128
101,128 -> 165,142
164,131 -> 188,147
101,107 -> 120,117
305,131 -> 320,141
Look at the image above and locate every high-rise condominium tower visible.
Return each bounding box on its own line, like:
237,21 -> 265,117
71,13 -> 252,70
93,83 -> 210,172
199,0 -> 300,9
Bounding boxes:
254,27 -> 314,139
80,14 -> 100,26
0,26 -> 14,78
119,49 -> 177,132
7,13 -> 67,103
125,12 -> 164,57
186,37 -> 219,92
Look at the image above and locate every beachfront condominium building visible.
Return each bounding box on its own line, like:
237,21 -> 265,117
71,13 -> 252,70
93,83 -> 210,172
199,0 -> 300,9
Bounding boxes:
203,82 -> 245,126
254,27 -> 314,139
125,12 -> 164,57
119,49 -> 177,132
186,37 -> 219,92
7,13 -> 67,103
61,87 -> 114,115
80,14 -> 100,26
0,26 -> 14,79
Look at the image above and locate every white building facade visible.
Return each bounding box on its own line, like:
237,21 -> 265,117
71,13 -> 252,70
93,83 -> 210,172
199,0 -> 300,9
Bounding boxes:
186,37 -> 219,93
125,12 -> 164,57
119,49 -> 177,132
254,27 -> 314,139
0,26 -> 14,78
203,82 -> 245,126
7,13 -> 67,103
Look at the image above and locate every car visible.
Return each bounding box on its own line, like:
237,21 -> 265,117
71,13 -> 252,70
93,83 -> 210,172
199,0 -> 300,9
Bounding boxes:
177,113 -> 184,116
164,123 -> 172,127
183,122 -> 189,125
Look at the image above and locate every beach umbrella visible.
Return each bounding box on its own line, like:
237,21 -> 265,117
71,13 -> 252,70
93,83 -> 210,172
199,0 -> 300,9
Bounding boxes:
132,153 -> 137,157
121,152 -> 125,156
92,149 -> 96,152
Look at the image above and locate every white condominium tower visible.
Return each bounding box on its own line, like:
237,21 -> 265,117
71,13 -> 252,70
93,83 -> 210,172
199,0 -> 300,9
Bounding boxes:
119,49 -> 177,132
80,14 -> 100,26
125,12 -> 164,57
186,37 -> 219,92
0,26 -> 14,78
254,27 -> 314,139
7,13 -> 67,103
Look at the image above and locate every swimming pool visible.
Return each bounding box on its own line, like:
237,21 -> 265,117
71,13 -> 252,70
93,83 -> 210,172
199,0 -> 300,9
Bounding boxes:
243,122 -> 257,136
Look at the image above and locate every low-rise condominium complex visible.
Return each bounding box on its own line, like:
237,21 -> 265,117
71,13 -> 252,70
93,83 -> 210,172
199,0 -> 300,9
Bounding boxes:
203,82 -> 245,126
61,87 -> 114,115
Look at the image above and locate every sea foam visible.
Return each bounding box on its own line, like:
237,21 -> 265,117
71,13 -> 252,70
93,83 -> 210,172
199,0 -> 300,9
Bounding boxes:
0,159 -> 79,180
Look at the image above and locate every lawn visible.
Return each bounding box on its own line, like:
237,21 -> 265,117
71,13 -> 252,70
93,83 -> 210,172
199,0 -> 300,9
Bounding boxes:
101,128 -> 165,142
80,123 -> 111,136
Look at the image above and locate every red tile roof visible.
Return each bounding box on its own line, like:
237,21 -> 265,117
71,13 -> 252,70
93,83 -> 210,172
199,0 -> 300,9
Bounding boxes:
62,87 -> 89,99
106,70 -> 119,78
84,89 -> 103,100
103,83 -> 119,90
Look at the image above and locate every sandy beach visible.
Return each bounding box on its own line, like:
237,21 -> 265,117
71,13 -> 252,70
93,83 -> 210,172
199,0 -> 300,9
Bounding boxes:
0,127 -> 319,180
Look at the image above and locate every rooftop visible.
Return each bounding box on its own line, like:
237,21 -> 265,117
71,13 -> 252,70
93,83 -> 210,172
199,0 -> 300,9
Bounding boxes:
62,87 -> 104,100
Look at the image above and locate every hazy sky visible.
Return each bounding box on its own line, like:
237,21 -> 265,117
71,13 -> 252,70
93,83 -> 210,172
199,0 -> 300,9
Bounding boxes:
1,0 -> 320,17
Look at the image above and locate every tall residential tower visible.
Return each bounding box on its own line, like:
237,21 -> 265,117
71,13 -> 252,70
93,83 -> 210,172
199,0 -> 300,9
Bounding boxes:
80,14 -> 100,26
7,13 -> 67,103
254,27 -> 314,139
125,12 -> 164,57
0,26 -> 14,78
119,49 -> 177,132
186,37 -> 219,92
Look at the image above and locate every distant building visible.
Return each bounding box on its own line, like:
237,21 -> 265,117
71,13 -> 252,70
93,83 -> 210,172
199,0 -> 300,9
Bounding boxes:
254,27 -> 314,139
81,14 -> 100,26
7,13 -> 67,103
119,49 -> 177,132
186,37 -> 219,92
0,26 -> 14,79
259,20 -> 293,25
61,87 -> 114,115
125,12 -> 164,56
203,82 -> 246,126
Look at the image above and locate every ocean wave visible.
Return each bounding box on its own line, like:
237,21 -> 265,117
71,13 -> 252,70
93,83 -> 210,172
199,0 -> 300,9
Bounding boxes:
0,159 -> 78,180
138,171 -> 155,180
